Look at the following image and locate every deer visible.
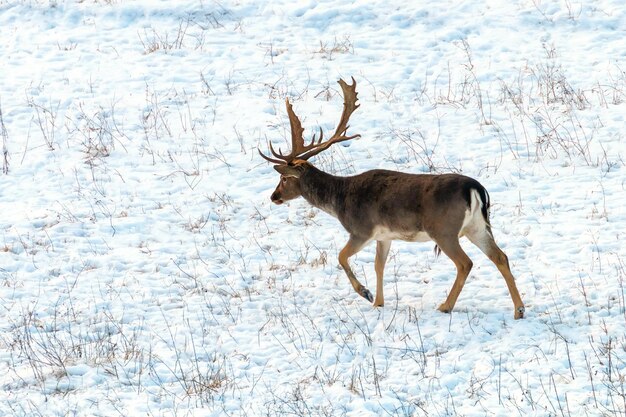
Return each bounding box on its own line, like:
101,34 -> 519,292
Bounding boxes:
259,77 -> 525,319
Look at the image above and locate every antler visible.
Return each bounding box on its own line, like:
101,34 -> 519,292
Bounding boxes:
299,77 -> 361,161
258,77 -> 361,164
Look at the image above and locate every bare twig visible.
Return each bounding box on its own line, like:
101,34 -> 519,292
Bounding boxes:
0,98 -> 9,174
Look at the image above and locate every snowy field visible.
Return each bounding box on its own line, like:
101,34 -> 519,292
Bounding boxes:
1,0 -> 625,415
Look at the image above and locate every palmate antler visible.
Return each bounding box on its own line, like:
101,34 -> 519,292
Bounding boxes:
259,77 -> 361,165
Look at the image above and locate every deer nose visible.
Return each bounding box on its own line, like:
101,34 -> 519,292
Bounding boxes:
271,192 -> 283,204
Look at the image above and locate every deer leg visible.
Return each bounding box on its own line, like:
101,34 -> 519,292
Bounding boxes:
338,236 -> 372,303
434,237 -> 473,314
467,231 -> 525,319
374,240 -> 391,307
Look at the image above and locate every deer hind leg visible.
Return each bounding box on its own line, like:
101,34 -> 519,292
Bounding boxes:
338,236 -> 373,303
466,229 -> 525,319
373,240 -> 391,307
434,237 -> 473,314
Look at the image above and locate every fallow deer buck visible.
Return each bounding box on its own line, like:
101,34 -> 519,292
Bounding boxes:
260,77 -> 525,319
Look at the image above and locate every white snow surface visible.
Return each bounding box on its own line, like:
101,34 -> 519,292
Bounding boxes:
1,0 -> 625,416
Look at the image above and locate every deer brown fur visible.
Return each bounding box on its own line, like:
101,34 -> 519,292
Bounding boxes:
261,78 -> 525,319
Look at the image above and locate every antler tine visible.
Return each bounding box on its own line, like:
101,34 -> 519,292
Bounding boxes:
310,127 -> 324,145
270,141 -> 289,159
299,77 -> 361,161
257,134 -> 292,164
257,147 -> 285,164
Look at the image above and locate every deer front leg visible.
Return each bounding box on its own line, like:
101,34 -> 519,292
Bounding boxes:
374,240 -> 391,307
338,236 -> 372,303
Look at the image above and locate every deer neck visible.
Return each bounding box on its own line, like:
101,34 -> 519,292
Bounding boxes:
299,165 -> 345,218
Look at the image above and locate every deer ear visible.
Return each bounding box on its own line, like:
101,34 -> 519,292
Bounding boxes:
274,165 -> 302,178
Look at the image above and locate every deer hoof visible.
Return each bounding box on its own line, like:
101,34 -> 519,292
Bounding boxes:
514,306 -> 526,320
437,303 -> 452,314
359,288 -> 374,303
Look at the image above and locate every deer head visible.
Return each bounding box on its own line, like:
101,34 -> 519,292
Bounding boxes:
259,78 -> 361,204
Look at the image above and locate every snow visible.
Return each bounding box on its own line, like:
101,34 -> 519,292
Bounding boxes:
0,0 -> 625,415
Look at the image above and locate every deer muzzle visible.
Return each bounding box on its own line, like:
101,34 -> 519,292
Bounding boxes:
271,191 -> 283,205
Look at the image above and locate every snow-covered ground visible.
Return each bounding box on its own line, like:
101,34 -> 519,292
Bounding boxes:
1,0 -> 625,415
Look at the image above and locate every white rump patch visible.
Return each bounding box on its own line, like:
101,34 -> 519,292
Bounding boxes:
459,189 -> 489,237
